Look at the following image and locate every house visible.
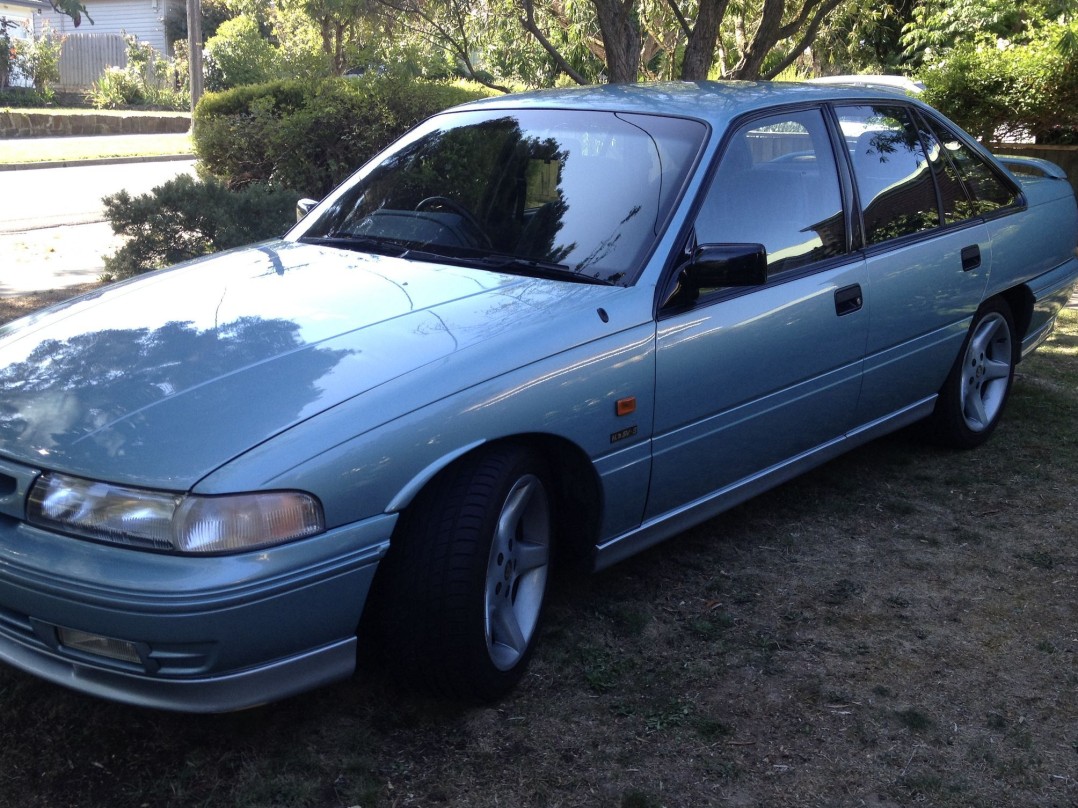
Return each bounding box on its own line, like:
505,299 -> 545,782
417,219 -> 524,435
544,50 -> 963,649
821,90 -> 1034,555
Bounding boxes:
0,0 -> 48,24
34,0 -> 180,55
0,0 -> 48,38
1,0 -> 48,87
27,0 -> 182,90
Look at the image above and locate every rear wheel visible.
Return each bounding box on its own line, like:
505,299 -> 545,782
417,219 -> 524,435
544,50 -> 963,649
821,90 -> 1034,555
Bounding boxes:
374,444 -> 554,700
929,298 -> 1016,449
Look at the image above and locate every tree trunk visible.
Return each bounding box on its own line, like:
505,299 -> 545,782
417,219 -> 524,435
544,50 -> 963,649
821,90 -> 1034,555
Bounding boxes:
728,0 -> 784,79
592,0 -> 642,83
680,0 -> 730,80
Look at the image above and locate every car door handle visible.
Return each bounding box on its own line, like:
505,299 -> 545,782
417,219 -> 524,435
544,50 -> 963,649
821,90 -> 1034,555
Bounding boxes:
961,245 -> 981,272
835,284 -> 863,316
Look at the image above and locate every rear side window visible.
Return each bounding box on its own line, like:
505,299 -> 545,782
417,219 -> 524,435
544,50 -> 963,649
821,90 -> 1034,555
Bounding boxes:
922,115 -> 1019,215
694,108 -> 847,274
838,105 -> 940,245
913,113 -> 970,225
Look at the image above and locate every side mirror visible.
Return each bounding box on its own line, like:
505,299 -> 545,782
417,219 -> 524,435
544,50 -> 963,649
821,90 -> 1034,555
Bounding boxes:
296,198 -> 319,222
685,243 -> 768,288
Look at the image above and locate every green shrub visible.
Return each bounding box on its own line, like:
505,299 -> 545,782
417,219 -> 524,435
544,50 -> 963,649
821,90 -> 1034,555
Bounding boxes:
0,21 -> 15,90
102,175 -> 300,280
0,87 -> 57,107
89,66 -> 143,108
192,75 -> 495,197
204,15 -> 281,91
88,35 -> 188,110
11,25 -> 63,100
921,24 -> 1078,141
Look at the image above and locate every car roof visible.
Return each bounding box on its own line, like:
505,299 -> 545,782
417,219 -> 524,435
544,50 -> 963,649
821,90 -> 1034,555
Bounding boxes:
807,74 -> 925,94
449,80 -> 918,127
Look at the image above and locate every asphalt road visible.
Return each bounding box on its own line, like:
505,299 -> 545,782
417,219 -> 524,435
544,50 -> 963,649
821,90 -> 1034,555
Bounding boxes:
0,159 -> 197,234
0,159 -> 197,296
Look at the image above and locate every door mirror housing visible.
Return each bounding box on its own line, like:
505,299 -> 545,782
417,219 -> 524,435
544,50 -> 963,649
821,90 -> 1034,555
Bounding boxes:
687,243 -> 768,288
296,198 -> 319,222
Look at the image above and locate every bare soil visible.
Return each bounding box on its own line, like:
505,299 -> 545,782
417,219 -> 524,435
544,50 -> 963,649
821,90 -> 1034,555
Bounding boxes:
0,290 -> 1075,808
0,284 -> 101,322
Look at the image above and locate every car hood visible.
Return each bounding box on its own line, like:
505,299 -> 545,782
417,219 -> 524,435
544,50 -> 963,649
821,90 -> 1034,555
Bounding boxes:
0,240 -> 617,489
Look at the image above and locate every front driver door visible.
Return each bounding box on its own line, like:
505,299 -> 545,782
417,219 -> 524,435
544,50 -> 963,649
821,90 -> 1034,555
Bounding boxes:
646,107 -> 869,519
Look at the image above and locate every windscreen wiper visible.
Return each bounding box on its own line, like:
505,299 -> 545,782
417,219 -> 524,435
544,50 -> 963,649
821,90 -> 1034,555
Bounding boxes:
298,234 -> 410,257
475,255 -> 613,285
411,251 -> 613,285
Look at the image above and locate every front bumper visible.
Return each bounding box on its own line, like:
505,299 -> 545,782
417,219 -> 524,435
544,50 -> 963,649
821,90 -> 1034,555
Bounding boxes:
0,509 -> 394,712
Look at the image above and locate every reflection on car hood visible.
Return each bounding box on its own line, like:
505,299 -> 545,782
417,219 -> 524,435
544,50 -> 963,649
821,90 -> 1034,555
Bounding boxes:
0,240 -> 610,489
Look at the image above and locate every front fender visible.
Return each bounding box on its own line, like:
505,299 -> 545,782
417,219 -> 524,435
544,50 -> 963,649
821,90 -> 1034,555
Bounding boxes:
195,321 -> 658,542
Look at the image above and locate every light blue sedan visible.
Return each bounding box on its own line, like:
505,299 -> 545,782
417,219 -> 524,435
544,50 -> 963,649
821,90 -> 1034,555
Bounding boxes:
1,82 -> 1076,711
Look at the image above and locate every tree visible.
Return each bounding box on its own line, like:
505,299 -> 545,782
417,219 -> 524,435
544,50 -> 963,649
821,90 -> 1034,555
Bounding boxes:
920,22 -> 1078,141
811,0 -> 918,74
282,0 -> 383,74
374,0 -> 516,90
46,0 -> 92,26
901,0 -> 1077,63
379,0 -> 851,86
511,0 -> 849,82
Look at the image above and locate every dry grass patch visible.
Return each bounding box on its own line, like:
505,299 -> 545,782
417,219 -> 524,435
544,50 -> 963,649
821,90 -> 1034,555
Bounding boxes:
0,295 -> 1075,808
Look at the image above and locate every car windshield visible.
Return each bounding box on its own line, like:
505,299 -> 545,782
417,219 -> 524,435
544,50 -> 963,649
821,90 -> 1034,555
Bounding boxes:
294,109 -> 707,285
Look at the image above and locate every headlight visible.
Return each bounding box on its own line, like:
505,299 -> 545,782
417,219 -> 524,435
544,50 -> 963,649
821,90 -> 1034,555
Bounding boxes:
27,473 -> 324,554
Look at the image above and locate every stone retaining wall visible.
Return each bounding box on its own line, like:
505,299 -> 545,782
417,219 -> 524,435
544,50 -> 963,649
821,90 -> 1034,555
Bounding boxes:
0,111 -> 191,138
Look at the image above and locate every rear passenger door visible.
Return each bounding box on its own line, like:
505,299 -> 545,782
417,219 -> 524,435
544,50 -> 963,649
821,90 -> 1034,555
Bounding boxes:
835,104 -> 1001,426
646,107 -> 869,519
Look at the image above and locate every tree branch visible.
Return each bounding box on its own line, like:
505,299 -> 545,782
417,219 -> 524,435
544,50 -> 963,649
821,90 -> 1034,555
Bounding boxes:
662,0 -> 692,40
764,0 -> 844,78
519,0 -> 589,84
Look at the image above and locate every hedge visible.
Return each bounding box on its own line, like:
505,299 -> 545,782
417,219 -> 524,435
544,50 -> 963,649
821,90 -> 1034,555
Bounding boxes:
192,76 -> 496,197
921,26 -> 1078,142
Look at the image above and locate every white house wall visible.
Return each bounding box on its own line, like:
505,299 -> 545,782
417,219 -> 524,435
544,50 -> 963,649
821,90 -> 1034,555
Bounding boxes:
34,0 -> 176,55
0,3 -> 39,86
0,1 -> 44,40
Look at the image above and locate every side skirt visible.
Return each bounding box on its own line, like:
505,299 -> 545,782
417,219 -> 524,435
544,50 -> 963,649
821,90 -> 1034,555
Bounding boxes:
593,396 -> 936,571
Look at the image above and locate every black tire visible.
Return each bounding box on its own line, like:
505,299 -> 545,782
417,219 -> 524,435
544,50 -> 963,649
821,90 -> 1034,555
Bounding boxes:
373,444 -> 554,701
929,297 -> 1017,449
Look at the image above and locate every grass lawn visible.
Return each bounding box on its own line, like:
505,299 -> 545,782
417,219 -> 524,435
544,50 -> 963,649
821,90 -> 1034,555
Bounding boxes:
0,290 -> 1074,808
0,132 -> 193,164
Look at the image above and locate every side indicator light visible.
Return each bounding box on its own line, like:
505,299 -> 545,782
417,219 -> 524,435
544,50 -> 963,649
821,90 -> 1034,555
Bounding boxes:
616,397 -> 637,417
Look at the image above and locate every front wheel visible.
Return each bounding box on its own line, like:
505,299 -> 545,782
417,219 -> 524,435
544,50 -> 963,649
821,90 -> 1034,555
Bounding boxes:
929,298 -> 1017,449
373,444 -> 554,700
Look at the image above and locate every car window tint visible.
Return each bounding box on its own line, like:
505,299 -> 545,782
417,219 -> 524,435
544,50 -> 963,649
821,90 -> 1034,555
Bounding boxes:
304,110 -> 707,285
923,116 -> 1019,215
694,108 -> 846,275
911,112 -> 970,225
837,105 -> 940,245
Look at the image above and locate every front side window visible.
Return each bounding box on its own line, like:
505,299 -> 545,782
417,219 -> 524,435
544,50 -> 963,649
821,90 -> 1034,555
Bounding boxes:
295,109 -> 706,285
694,108 -> 847,274
838,105 -> 940,245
